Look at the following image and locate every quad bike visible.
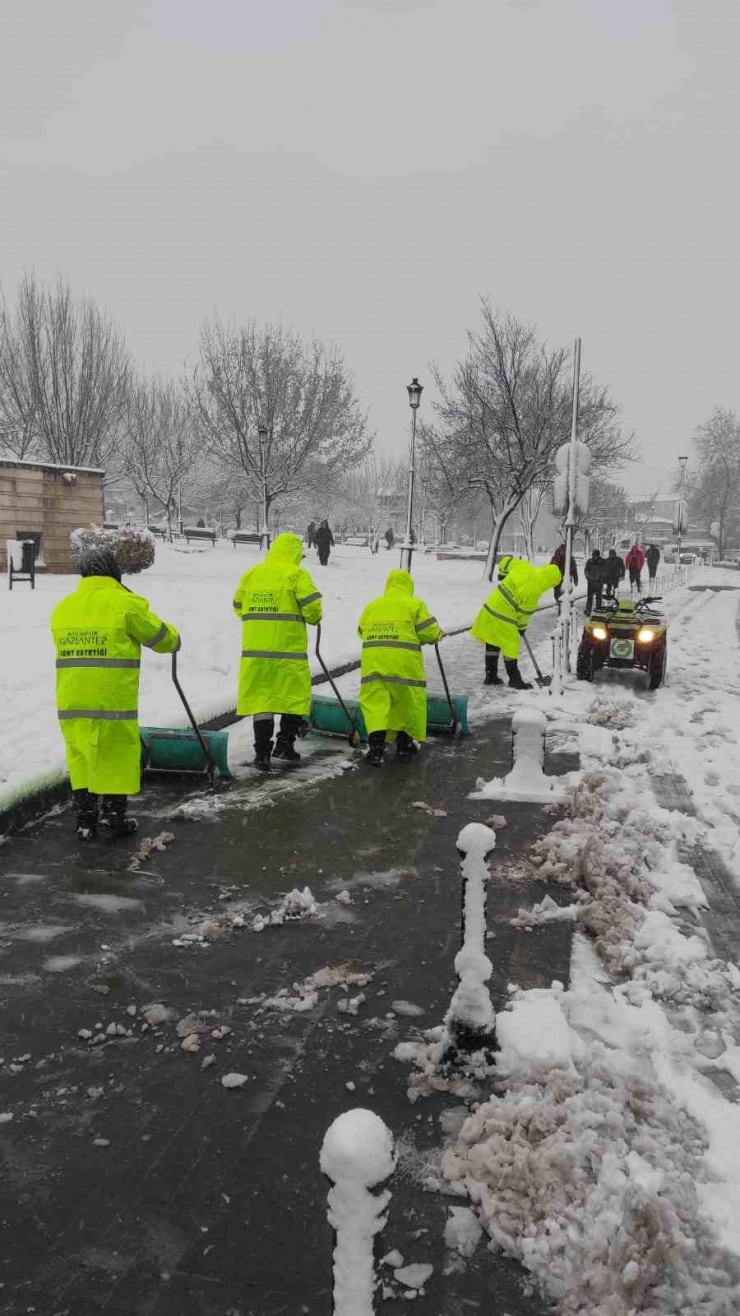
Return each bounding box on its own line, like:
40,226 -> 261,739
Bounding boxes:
576,597 -> 668,689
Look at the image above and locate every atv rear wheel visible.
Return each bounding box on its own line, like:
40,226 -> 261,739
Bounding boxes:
576,636 -> 595,682
647,641 -> 667,690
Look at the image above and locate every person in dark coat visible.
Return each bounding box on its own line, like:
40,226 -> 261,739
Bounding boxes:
384,527 -> 395,551
584,549 -> 605,615
305,522 -> 317,549
315,519 -> 335,566
602,548 -> 626,599
550,543 -> 578,613
645,543 -> 661,583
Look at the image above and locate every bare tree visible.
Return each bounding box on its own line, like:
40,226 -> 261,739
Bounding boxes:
0,295 -> 39,458
0,273 -> 130,471
690,408 -> 740,557
125,378 -> 201,538
428,303 -> 635,578
190,318 -> 372,542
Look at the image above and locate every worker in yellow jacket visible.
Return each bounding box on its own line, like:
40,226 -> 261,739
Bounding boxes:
233,532 -> 322,770
471,555 -> 562,689
357,569 -> 444,767
51,548 -> 180,840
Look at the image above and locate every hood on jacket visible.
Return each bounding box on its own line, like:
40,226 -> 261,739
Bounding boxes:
498,554 -> 514,578
267,533 -> 304,566
384,569 -> 414,595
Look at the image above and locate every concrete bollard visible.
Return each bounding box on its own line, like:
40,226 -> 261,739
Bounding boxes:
320,1108 -> 396,1315
444,822 -> 497,1058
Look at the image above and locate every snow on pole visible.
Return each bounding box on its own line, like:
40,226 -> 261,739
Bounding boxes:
320,1108 -> 396,1316
444,822 -> 497,1056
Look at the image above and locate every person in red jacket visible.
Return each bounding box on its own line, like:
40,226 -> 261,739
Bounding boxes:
625,544 -> 645,593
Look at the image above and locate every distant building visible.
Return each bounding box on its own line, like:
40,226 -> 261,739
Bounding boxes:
0,458 -> 104,574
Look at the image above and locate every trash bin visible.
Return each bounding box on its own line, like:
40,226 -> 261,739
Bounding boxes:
21,540 -> 35,573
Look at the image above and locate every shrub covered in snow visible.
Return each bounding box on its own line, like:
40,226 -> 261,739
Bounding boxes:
70,525 -> 156,575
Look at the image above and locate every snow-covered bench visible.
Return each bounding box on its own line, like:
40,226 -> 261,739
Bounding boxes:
183,527 -> 217,546
231,531 -> 265,548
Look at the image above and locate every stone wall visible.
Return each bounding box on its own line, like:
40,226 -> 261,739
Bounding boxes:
0,461 -> 105,575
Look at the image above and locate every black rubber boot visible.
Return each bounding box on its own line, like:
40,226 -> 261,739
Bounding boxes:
253,717 -> 274,772
396,731 -> 418,760
73,789 -> 99,842
364,731 -> 386,767
274,714 -> 302,763
504,659 -> 533,691
100,795 -> 138,838
484,646 -> 503,686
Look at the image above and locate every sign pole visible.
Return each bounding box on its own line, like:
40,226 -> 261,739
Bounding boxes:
562,337 -> 582,673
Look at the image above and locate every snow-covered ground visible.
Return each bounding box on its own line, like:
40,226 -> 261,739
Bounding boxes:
395,568 -> 740,1312
0,541 -> 493,813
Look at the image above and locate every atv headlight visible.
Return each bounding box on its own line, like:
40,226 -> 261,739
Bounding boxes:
592,625 -> 608,641
637,627 -> 655,643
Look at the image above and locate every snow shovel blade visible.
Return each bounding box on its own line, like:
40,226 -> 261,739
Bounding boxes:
426,692 -> 471,736
521,634 -> 551,687
310,694 -> 368,744
140,727 -> 233,780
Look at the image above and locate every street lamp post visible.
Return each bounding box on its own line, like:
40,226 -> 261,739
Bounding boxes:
258,425 -> 269,552
677,455 -> 688,568
401,377 -> 423,571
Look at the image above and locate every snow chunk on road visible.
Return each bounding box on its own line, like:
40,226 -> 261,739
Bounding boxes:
444,1206 -> 482,1258
252,885 -> 318,932
221,1072 -> 248,1089
394,1263 -> 433,1289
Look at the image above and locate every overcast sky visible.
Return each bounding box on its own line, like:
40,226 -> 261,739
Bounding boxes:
1,0 -> 737,493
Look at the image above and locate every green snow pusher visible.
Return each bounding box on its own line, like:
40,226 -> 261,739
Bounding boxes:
140,652 -> 232,784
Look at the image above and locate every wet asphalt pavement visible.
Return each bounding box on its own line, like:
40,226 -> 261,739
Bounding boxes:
0,626 -> 577,1315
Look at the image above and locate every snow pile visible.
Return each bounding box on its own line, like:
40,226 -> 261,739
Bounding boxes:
511,894 -> 579,927
472,708 -> 575,803
252,885 -> 318,932
320,1108 -> 396,1316
443,977 -> 740,1314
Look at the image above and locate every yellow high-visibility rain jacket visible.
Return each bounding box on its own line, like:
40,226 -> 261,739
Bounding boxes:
358,569 -> 443,742
51,578 -> 180,796
233,533 -> 322,716
471,558 -> 562,659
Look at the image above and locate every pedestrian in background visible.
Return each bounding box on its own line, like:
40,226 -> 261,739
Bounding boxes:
603,548 -> 625,599
584,548 -> 605,615
645,543 -> 660,584
384,527 -> 394,551
625,543 -> 645,593
550,542 -> 578,613
305,521 -> 317,549
315,519 -> 335,566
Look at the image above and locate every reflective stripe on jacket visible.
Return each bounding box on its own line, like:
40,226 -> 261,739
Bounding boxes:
233,532 -> 322,716
50,577 -> 180,794
471,560 -> 561,659
357,569 -> 443,741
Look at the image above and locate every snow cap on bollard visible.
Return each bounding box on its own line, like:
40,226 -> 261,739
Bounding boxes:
456,821 -> 496,861
320,1108 -> 396,1188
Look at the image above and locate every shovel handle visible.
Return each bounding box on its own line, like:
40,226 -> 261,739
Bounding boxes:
434,642 -> 458,734
315,624 -> 361,747
171,649 -> 216,783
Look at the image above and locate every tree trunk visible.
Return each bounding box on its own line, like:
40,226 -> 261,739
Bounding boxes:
234,506 -> 242,530
484,503 -> 517,581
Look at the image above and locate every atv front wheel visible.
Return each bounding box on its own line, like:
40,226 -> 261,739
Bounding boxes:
647,642 -> 667,690
576,637 -> 595,682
